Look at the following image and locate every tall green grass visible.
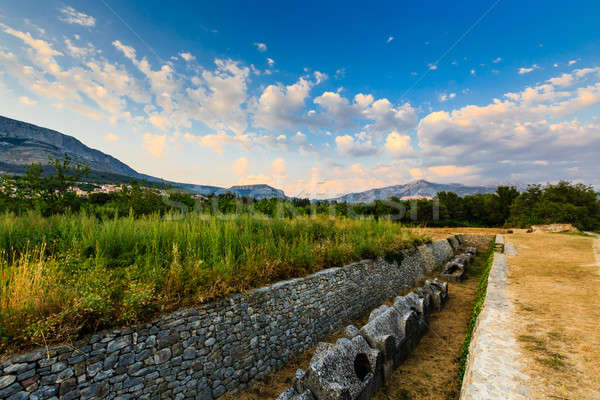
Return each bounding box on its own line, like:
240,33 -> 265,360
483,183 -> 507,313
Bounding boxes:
0,211 -> 428,353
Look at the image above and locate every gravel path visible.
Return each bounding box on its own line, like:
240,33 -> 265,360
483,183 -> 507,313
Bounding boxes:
460,235 -> 531,400
588,232 -> 600,274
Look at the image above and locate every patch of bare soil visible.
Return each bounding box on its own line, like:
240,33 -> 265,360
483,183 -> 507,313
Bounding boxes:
508,233 -> 600,399
413,227 -> 507,241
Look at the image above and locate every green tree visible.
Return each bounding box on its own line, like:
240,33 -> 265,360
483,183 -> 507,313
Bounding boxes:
496,186 -> 519,224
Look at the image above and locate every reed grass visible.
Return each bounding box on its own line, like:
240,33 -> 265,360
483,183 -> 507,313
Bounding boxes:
0,211 -> 428,354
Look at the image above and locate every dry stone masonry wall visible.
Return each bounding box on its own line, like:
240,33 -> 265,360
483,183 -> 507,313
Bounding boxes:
276,243 -> 484,400
0,235 -> 481,400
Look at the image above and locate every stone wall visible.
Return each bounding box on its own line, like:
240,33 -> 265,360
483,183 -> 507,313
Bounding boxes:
0,235 -> 485,400
459,234 -> 495,250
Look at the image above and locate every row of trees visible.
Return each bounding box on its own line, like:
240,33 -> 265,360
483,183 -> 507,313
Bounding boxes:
1,158 -> 599,230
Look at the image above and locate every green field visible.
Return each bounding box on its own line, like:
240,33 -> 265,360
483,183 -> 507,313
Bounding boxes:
0,211 -> 428,354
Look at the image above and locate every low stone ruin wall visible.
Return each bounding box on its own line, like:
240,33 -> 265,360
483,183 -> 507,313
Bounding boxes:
0,234 -> 489,400
277,278 -> 450,400
276,244 -> 481,400
459,234 -> 495,250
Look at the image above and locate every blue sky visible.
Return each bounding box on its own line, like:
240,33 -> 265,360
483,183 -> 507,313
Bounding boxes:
1,0 -> 599,197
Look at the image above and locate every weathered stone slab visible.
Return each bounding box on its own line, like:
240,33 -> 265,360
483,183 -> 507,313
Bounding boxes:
302,336 -> 382,400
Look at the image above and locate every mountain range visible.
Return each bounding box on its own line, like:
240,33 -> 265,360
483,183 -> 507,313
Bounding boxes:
331,180 -> 499,202
0,115 -> 513,200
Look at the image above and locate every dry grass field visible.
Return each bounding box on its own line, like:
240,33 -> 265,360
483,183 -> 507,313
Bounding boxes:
507,232 -> 600,399
412,227 -> 507,241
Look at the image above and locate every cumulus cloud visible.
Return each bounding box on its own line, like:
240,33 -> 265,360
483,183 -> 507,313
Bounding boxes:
314,71 -> 328,84
428,165 -> 471,177
104,133 -> 119,142
179,52 -> 195,61
272,157 -> 287,177
254,42 -> 267,52
232,157 -> 248,176
311,91 -> 418,138
142,133 -> 167,158
417,69 -> 600,183
439,92 -> 456,102
518,64 -> 540,74
387,36 -> 394,43
493,57 -> 502,63
1,25 -> 149,122
253,77 -> 313,130
184,131 -> 253,154
385,131 -> 414,157
186,58 -> 250,134
19,96 -> 36,105
59,6 -> 96,27
335,134 -> 379,157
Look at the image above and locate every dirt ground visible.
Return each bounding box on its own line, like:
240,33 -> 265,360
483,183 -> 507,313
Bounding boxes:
412,227 -> 507,241
229,242 -> 492,400
507,232 -> 600,399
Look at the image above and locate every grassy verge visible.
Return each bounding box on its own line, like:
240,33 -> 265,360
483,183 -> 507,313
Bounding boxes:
456,237 -> 496,384
0,211 -> 428,355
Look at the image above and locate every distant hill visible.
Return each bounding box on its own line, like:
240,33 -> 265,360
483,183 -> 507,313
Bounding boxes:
0,115 -> 288,199
332,179 -> 499,202
221,184 -> 288,199
0,115 -> 140,177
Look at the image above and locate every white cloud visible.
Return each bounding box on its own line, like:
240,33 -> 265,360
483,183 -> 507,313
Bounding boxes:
416,69 -> 600,183
267,57 -> 275,67
568,60 -> 577,65
253,77 -> 313,130
272,157 -> 286,176
59,6 -> 96,27
179,52 -> 195,61
518,64 -> 540,74
428,63 -> 438,70
493,57 -> 502,63
385,131 -> 413,157
439,92 -> 456,102
314,71 -> 328,84
428,165 -> 472,178
387,36 -> 394,43
183,131 -> 253,154
1,26 -> 149,122
334,68 -> 346,79
254,42 -> 267,52
548,73 -> 575,88
142,133 -> 167,158
335,134 -> 379,157
311,91 -> 417,138
19,96 -> 36,105
105,133 -> 119,142
232,157 -> 248,176
186,59 -> 250,134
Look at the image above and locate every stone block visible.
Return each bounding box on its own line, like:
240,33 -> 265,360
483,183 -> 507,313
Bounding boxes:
302,336 -> 382,400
